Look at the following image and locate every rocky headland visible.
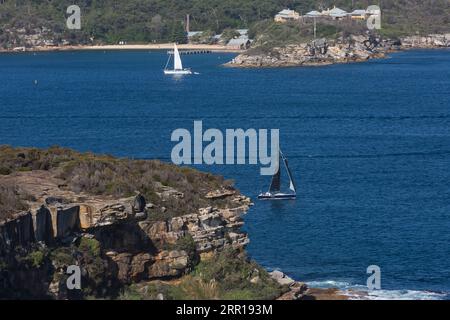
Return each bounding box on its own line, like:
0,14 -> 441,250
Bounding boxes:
0,146 -> 342,300
225,34 -> 450,68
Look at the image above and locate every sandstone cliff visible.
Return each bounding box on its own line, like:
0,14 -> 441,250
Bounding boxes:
0,173 -> 251,299
0,146 -> 260,299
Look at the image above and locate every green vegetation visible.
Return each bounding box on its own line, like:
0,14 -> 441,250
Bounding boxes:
247,18 -> 366,54
170,275 -> 221,299
26,249 -> 46,268
169,21 -> 188,44
119,249 -> 287,300
48,241 -> 117,298
0,145 -> 236,219
0,1 -> 448,48
118,284 -> 144,300
79,238 -> 101,257
50,247 -> 76,267
0,146 -> 281,300
163,235 -> 199,271
192,248 -> 286,300
0,182 -> 30,220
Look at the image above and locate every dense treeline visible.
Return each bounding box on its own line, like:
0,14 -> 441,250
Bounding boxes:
0,0 -> 449,47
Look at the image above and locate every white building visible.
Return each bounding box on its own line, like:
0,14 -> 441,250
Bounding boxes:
274,9 -> 301,23
328,7 -> 348,20
305,10 -> 322,18
227,36 -> 252,50
350,9 -> 367,20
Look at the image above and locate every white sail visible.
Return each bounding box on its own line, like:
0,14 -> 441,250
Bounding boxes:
289,180 -> 296,193
173,44 -> 183,70
281,152 -> 297,193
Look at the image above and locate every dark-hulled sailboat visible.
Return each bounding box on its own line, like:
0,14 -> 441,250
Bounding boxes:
258,150 -> 297,200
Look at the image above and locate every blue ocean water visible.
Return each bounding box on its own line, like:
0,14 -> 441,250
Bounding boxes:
0,49 -> 449,299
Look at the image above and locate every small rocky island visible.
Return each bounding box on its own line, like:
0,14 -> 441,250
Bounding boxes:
225,34 -> 450,68
0,146 -> 340,300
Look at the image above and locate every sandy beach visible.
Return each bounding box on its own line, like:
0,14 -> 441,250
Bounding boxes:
1,43 -> 244,53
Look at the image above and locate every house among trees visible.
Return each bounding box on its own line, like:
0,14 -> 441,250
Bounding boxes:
226,37 -> 252,50
303,6 -> 376,21
225,28 -> 252,49
305,10 -> 322,18
324,6 -> 348,20
187,31 -> 204,43
274,9 -> 300,23
350,9 -> 367,20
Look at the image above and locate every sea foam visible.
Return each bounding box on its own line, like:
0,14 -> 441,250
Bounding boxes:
305,280 -> 449,300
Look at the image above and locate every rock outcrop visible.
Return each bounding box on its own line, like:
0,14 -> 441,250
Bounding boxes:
226,37 -> 386,68
0,169 -> 252,297
225,34 -> 449,68
140,204 -> 250,256
0,212 -> 35,253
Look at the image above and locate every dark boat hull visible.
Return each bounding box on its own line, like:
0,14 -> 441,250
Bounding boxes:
258,193 -> 296,200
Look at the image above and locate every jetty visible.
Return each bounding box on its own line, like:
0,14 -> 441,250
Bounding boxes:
167,49 -> 212,55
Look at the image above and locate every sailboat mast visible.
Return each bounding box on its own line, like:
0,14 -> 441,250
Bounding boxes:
267,150 -> 281,193
281,151 -> 296,193
164,54 -> 172,70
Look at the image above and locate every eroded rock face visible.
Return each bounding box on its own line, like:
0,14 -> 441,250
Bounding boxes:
0,212 -> 35,253
148,250 -> 189,278
0,170 -> 253,296
34,206 -> 53,243
55,206 -> 80,238
139,203 -> 251,255
109,252 -> 155,283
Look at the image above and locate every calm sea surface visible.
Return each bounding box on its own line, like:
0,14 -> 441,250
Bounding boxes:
1,49 -> 449,299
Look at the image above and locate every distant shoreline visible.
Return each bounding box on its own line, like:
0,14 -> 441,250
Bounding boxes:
0,43 -> 244,54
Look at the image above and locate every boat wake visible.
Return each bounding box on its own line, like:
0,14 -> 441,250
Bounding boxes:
306,280 -> 449,300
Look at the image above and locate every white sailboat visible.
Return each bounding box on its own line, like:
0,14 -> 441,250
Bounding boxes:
258,150 -> 297,200
164,43 -> 192,75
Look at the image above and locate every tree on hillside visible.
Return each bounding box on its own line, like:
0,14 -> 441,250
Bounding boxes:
169,21 -> 187,44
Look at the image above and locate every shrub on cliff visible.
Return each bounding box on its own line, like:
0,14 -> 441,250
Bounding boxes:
162,235 -> 199,271
0,181 -> 30,220
115,249 -> 285,300
192,248 -> 286,300
0,145 -> 237,218
26,249 -> 46,268
170,275 -> 221,300
49,241 -> 119,299
79,238 -> 101,257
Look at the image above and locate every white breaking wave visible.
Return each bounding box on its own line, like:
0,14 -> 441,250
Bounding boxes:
305,280 -> 449,300
361,289 -> 448,300
306,280 -> 354,289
